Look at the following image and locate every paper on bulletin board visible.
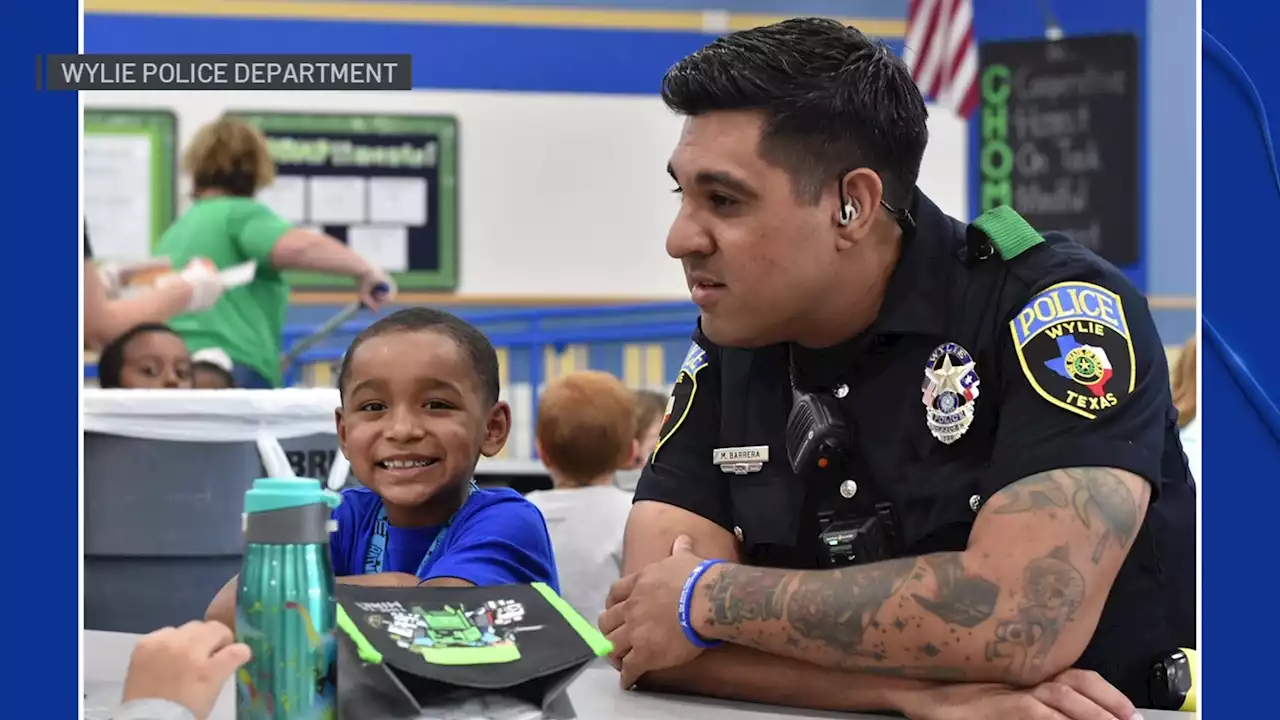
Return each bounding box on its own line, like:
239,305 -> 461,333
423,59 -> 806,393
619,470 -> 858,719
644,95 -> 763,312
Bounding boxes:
348,226 -> 409,272
369,177 -> 429,225
257,176 -> 308,223
308,176 -> 367,224
84,134 -> 153,262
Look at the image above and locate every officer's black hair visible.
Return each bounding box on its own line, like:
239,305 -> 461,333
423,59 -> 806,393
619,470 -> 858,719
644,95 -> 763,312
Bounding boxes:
662,17 -> 929,208
97,323 -> 182,389
337,307 -> 501,407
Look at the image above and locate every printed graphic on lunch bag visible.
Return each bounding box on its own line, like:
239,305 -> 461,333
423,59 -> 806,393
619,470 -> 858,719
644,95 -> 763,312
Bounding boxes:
353,598 -> 544,665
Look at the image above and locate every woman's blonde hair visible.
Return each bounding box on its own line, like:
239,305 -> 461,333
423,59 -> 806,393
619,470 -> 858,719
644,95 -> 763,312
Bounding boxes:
1171,335 -> 1196,428
182,117 -> 276,196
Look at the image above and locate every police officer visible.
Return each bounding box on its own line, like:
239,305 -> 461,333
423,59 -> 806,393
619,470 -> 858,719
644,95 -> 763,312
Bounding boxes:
597,18 -> 1196,720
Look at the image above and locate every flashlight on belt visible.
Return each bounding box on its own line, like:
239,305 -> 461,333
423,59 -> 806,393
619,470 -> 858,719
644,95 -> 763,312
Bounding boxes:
1148,647 -> 1197,712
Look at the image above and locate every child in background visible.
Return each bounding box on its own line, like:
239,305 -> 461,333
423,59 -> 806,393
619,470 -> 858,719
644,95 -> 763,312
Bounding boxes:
191,347 -> 237,389
614,389 -> 668,491
97,324 -> 194,390
524,371 -> 637,623
628,390 -> 668,468
207,308 -> 558,628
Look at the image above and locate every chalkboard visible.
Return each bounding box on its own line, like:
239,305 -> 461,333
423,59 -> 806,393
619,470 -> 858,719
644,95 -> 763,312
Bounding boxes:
976,34 -> 1140,267
231,112 -> 459,291
83,109 -> 178,262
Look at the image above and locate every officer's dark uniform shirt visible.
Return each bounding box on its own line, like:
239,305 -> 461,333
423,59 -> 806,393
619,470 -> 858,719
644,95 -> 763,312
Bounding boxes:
634,191 -> 1196,706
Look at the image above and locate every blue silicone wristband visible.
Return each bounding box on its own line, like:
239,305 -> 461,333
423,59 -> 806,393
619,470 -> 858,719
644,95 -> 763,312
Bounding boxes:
679,558 -> 725,649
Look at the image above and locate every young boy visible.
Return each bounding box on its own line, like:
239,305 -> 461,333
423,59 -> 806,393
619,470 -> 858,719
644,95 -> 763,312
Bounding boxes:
524,371 -> 636,623
207,308 -> 558,627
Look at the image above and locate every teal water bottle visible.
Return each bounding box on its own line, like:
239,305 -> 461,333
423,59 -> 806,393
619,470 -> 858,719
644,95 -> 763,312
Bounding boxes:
236,478 -> 342,720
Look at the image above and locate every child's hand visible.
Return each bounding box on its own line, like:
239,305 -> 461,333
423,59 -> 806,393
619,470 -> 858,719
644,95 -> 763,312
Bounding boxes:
121,620 -> 250,720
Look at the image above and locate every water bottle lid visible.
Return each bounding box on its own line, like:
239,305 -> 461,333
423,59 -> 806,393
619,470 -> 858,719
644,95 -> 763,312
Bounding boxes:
245,477 -> 342,514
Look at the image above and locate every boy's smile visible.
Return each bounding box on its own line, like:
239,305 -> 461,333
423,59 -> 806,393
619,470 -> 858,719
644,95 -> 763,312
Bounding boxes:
336,328 -> 511,527
377,455 -> 439,470
373,453 -> 442,486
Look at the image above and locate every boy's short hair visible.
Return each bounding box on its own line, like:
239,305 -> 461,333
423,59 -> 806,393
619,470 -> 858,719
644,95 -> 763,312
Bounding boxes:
633,389 -> 669,438
97,323 -> 180,389
537,371 -> 637,485
337,307 -> 501,405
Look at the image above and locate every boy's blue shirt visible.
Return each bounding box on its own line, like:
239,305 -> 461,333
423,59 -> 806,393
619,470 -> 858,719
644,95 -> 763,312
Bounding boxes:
330,485 -> 560,593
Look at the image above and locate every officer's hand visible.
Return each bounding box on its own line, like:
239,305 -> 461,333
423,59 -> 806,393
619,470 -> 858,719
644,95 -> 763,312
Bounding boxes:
121,620 -> 251,720
908,669 -> 1138,720
598,535 -> 706,689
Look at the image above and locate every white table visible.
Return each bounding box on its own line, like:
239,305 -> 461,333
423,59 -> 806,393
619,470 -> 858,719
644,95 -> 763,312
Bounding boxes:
84,631 -> 1194,719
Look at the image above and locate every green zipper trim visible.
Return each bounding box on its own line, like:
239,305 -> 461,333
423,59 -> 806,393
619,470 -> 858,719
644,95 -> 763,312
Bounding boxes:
336,603 -> 383,664
531,582 -> 614,657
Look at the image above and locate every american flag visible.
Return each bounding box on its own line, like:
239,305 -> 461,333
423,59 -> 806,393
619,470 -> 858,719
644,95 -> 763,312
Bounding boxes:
905,0 -> 979,118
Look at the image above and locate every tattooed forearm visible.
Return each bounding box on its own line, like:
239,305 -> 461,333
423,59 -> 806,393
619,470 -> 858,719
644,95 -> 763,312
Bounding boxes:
991,474 -> 1068,514
910,555 -> 1000,628
990,467 -> 1145,564
704,565 -> 791,625
688,464 -> 1139,684
782,557 -> 918,657
1060,468 -> 1142,564
985,545 -> 1085,680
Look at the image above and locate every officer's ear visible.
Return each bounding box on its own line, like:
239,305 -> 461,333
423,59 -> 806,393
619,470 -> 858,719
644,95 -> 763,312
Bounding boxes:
834,169 -> 883,249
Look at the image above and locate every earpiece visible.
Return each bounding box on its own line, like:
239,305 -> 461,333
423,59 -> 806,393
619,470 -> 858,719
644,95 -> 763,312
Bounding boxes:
838,198 -> 860,226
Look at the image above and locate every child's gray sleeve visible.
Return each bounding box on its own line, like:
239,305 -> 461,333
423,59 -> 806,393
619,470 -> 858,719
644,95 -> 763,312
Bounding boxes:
112,698 -> 196,720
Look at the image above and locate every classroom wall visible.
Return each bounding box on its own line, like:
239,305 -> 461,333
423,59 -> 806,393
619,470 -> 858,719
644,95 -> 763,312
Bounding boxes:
85,0 -> 1191,306
83,0 -> 1195,460
81,89 -> 967,298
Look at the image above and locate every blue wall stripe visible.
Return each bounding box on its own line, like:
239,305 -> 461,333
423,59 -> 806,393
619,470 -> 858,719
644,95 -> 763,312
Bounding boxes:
84,14 -> 905,94
355,0 -> 906,16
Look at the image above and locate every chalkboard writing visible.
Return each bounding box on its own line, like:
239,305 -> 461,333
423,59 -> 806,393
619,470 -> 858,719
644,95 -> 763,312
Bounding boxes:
977,35 -> 1140,267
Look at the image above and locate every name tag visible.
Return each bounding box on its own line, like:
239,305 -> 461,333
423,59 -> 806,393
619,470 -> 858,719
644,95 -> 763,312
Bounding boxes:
713,445 -> 769,475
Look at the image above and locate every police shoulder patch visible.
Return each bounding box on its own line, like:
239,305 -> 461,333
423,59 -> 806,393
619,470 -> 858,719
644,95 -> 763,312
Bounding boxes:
653,341 -> 709,461
1009,281 -> 1136,420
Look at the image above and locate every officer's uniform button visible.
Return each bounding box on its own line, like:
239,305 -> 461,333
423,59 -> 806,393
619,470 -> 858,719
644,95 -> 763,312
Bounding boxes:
839,480 -> 858,499
969,494 -> 981,512
733,526 -> 744,542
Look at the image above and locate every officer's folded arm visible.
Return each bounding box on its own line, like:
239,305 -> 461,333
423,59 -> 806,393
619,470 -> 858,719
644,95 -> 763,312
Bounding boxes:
618,500 -> 949,712
685,466 -> 1152,688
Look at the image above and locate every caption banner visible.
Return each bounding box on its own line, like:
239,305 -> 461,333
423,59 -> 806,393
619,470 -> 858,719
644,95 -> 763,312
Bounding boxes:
43,54 -> 413,91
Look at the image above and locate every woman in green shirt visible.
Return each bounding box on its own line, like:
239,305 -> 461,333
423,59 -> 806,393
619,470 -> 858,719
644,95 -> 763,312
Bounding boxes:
157,118 -> 392,388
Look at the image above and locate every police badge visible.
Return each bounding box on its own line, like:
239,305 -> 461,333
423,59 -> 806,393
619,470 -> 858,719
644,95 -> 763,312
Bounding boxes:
922,342 -> 981,444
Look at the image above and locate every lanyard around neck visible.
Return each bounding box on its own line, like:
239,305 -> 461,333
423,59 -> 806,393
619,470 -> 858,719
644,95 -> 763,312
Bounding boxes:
364,482 -> 478,577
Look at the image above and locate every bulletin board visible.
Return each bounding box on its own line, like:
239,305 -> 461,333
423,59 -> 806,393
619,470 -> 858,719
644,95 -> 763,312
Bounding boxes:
82,109 -> 178,262
231,112 -> 460,291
